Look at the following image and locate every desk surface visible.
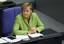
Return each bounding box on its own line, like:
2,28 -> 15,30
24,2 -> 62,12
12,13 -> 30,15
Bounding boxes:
1,29 -> 63,44
12,29 -> 63,44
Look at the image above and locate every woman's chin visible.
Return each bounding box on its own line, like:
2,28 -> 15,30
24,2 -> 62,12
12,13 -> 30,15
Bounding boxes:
24,16 -> 29,19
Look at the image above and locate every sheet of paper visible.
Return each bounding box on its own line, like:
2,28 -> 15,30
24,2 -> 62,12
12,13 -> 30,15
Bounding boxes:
1,37 -> 22,43
16,35 -> 30,41
0,0 -> 7,2
0,38 -> 8,43
1,35 -> 30,43
28,33 -> 44,38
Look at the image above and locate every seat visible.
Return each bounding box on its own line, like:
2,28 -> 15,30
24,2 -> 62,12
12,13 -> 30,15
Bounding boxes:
2,7 -> 21,36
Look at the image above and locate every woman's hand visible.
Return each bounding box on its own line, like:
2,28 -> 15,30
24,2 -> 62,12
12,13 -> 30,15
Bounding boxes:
28,27 -> 37,34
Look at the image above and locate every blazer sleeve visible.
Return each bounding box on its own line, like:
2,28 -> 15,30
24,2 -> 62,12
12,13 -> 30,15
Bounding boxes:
13,15 -> 28,35
35,13 -> 45,32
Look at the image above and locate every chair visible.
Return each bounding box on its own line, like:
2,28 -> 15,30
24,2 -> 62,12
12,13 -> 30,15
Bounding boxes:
2,7 -> 21,36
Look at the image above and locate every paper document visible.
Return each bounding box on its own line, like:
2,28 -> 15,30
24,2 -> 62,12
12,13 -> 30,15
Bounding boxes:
1,35 -> 30,43
28,33 -> 44,38
0,0 -> 7,2
16,35 -> 30,41
0,38 -> 8,43
1,37 -> 22,43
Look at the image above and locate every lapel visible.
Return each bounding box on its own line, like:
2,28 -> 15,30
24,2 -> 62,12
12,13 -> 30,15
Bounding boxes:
22,14 -> 32,27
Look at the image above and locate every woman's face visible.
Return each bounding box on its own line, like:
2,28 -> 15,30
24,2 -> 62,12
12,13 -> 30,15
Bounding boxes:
23,6 -> 32,18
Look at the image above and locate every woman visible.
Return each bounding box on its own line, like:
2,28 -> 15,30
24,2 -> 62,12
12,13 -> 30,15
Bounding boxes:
13,3 -> 45,35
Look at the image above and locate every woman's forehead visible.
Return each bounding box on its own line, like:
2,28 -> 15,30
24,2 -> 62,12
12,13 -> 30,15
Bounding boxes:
23,6 -> 31,10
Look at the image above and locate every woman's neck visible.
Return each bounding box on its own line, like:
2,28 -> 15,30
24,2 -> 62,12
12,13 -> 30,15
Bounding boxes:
24,16 -> 30,22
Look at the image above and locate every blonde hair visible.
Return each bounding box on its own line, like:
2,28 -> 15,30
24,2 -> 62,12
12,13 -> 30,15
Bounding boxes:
22,2 -> 32,10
